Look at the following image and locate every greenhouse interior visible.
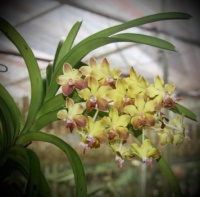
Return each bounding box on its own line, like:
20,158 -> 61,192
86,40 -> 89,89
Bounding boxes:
0,0 -> 199,196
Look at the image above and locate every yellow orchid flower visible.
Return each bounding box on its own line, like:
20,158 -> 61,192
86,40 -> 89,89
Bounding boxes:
109,140 -> 132,168
79,116 -> 108,154
57,98 -> 87,132
146,76 -> 176,109
158,127 -> 174,146
124,67 -> 148,98
123,96 -> 157,130
80,57 -> 121,88
78,76 -> 112,112
167,116 -> 185,145
130,139 -> 160,168
106,79 -> 132,112
158,115 -> 185,146
56,63 -> 87,96
79,57 -> 104,80
103,107 -> 130,140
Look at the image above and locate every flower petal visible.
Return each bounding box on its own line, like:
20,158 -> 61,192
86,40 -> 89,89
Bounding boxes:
123,105 -> 138,116
88,77 -> 99,94
62,84 -> 74,96
111,68 -> 122,79
74,115 -> 87,127
74,79 -> 87,89
109,107 -> 119,124
78,88 -> 91,100
144,99 -> 157,113
130,116 -> 141,130
116,79 -> 126,95
146,86 -> 160,98
57,109 -> 68,120
145,114 -> 155,127
56,75 -> 69,85
79,66 -> 91,76
89,57 -> 98,68
97,97 -> 109,111
63,63 -> 73,74
154,76 -> 164,90
116,127 -> 129,140
135,96 -> 145,112
116,114 -> 130,127
165,84 -> 175,94
100,57 -> 110,74
71,103 -> 85,116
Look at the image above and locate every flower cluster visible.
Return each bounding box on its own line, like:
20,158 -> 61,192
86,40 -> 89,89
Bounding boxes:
57,57 -> 187,168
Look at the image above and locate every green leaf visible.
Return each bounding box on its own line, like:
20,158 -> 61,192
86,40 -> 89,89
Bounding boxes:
25,149 -> 41,197
0,84 -> 24,144
31,111 -> 58,132
157,157 -> 182,197
112,33 -> 175,51
39,170 -> 51,197
170,103 -> 197,121
45,62 -> 54,90
53,21 -> 82,70
52,39 -> 64,71
0,18 -> 44,134
36,94 -> 65,119
7,145 -> 29,177
16,132 -> 87,197
0,99 -> 13,149
82,12 -> 191,41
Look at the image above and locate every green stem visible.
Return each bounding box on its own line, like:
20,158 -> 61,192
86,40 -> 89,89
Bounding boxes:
93,109 -> 99,121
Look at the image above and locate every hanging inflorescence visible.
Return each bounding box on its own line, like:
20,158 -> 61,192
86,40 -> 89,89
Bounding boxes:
56,57 -> 188,168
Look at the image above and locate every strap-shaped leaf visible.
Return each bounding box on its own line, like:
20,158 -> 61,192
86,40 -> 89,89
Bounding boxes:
0,18 -> 44,134
7,146 -> 51,197
0,99 -> 13,149
16,132 -> 87,197
31,111 -> 58,132
37,91 -> 82,119
157,156 -> 182,197
112,33 -> 175,51
36,94 -> 65,119
80,12 -> 191,41
53,21 -> 82,70
25,149 -> 41,197
45,62 -> 54,90
39,170 -> 51,197
6,145 -> 29,177
0,84 -> 23,143
170,103 -> 197,121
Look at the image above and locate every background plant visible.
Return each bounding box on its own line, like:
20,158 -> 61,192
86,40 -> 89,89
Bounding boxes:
0,12 -> 197,197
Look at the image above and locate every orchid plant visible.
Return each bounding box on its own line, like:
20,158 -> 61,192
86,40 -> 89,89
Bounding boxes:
0,12 -> 197,197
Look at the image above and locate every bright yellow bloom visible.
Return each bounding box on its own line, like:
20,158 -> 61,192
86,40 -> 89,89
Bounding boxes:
124,67 -> 148,98
158,115 -> 185,146
158,127 -> 174,146
103,107 -> 130,140
79,116 -> 108,154
106,79 -> 132,112
109,140 -> 131,168
78,76 -> 112,112
123,96 -> 157,130
57,98 -> 87,132
130,139 -> 160,168
80,57 -> 121,88
146,76 -> 176,108
56,63 -> 87,96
